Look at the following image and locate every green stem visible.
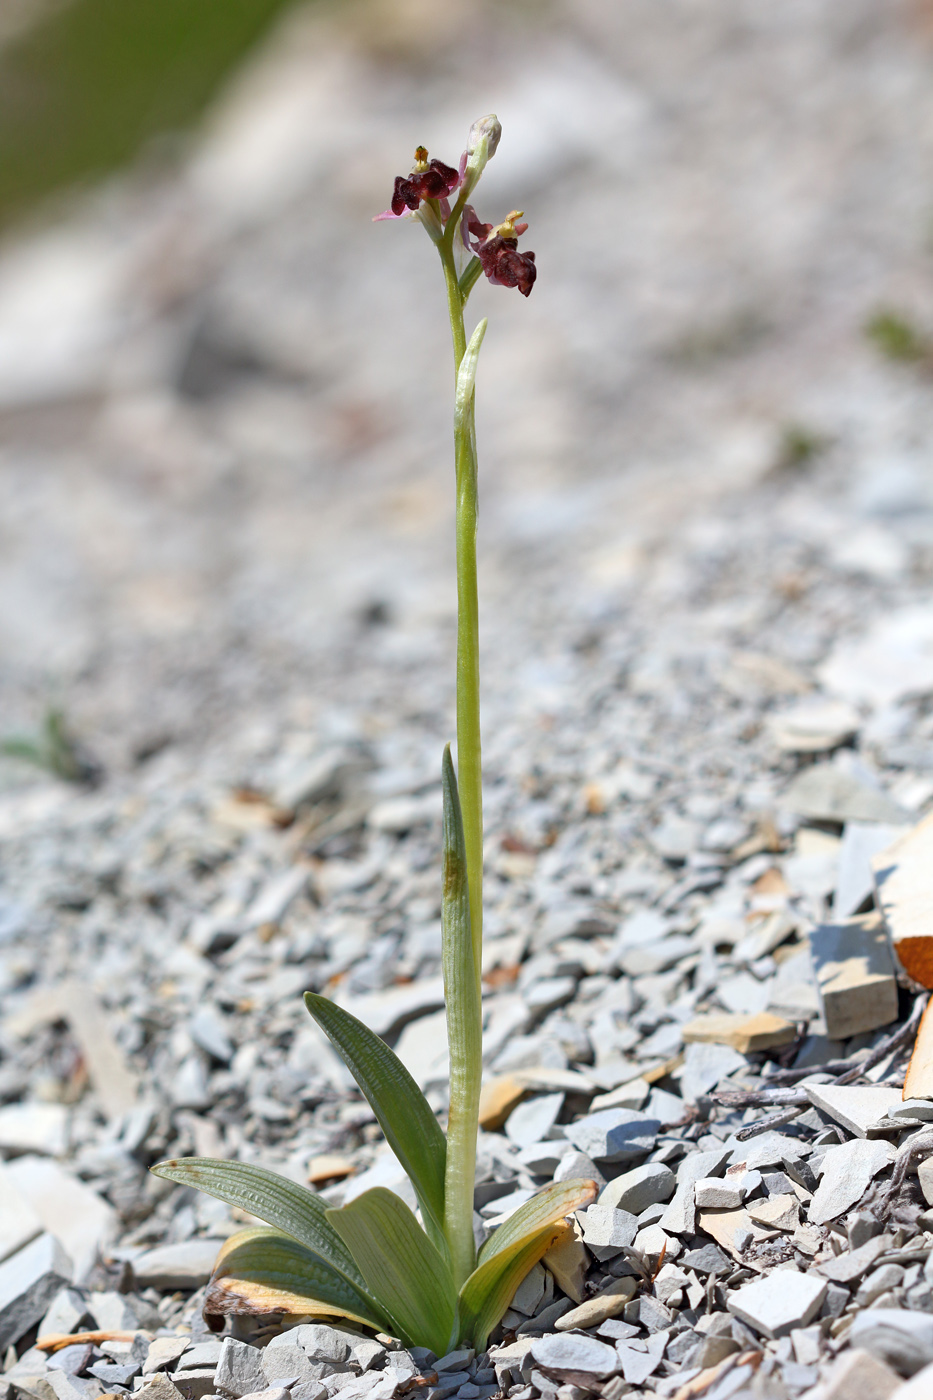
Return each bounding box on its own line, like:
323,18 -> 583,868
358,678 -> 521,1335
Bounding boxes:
439,239 -> 483,977
440,747 -> 482,1293
437,232 -> 484,1301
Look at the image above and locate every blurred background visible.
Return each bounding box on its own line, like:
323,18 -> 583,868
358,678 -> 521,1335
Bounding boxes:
1,0 -> 932,779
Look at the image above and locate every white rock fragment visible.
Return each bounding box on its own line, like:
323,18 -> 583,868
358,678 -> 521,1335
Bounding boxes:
768,698 -> 860,754
598,1162 -> 674,1214
0,1232 -> 72,1350
727,1268 -> 826,1338
0,1103 -> 68,1157
850,1309 -> 933,1378
0,1161 -> 42,1265
577,1203 -> 637,1259
804,1083 -> 904,1138
505,1093 -> 564,1149
694,1177 -> 743,1210
133,1237 -> 224,1290
894,1360 -> 933,1397
564,1108 -> 659,1163
808,1137 -> 896,1225
820,1347 -> 900,1400
530,1332 -> 619,1377
819,606 -> 933,707
835,822 -> 910,919
678,1041 -> 747,1103
4,1156 -> 117,1282
809,912 -> 899,1040
334,978 -> 446,1039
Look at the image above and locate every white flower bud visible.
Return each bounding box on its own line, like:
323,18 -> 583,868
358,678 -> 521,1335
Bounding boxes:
461,114 -> 502,196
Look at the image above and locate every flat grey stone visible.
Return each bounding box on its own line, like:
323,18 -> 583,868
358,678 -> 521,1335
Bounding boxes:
334,978 -> 446,1039
144,1337 -> 191,1375
850,1309 -> 933,1378
88,1361 -> 141,1387
0,1160 -> 42,1266
510,1263 -> 547,1317
681,1243 -> 730,1275
294,1326 -> 351,1366
727,1269 -> 827,1339
564,1109 -> 660,1163
0,1103 -> 69,1157
47,1344 -> 94,1376
727,1132 -> 808,1170
169,1365 -> 215,1398
679,1042 -> 747,1103
37,1287 -> 90,1339
553,1150 -> 604,1188
835,822 -> 910,918
215,1338 -> 266,1398
0,1231 -> 72,1351
262,1337 -> 324,1389
189,1008 -> 235,1064
577,1203 -> 638,1259
505,1093 -> 564,1149
614,1332 -> 667,1387
434,1350 -> 475,1375
814,1233 -> 895,1284
782,764 -> 906,825
350,1341 -> 385,1373
45,1370 -> 102,1400
133,1237 -> 224,1290
676,1147 -> 732,1185
136,1375 -> 186,1400
530,1333 -> 619,1378
177,1342 -> 224,1372
598,1163 -> 674,1215
694,1177 -> 742,1209
809,1138 -> 896,1224
804,1083 -> 903,1138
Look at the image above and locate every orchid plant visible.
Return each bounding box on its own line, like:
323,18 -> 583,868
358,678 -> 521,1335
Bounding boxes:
152,116 -> 595,1355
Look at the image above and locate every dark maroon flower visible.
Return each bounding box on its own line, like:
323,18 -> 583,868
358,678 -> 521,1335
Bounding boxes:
476,236 -> 536,297
377,148 -> 460,221
463,208 -> 536,297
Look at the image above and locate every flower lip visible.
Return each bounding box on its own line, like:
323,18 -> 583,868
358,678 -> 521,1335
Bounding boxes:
382,150 -> 460,219
461,205 -> 536,296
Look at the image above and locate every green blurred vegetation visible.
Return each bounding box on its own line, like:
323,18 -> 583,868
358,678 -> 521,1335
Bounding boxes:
0,0 -> 302,228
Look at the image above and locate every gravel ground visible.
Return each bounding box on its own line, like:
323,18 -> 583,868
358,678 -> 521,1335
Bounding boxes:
3,1 -> 933,1397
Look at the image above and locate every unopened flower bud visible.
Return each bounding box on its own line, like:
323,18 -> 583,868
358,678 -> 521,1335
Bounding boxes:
460,114 -> 502,196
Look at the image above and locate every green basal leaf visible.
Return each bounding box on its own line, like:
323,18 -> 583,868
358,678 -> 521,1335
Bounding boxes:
457,1221 -> 563,1351
326,1187 -> 456,1355
150,1157 -> 366,1290
304,992 -> 448,1253
458,1179 -> 598,1350
204,1226 -> 391,1333
478,1177 -> 597,1264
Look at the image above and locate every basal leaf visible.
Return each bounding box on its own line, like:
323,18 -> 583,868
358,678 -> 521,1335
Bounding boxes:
304,992 -> 448,1251
150,1157 -> 365,1289
326,1187 -> 456,1355
203,1226 -> 390,1333
478,1178 -> 597,1264
458,1179 -> 597,1349
457,1222 -> 563,1351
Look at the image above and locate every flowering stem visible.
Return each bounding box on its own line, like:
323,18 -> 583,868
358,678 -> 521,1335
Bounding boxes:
439,233 -> 483,981
437,225 -> 484,1291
